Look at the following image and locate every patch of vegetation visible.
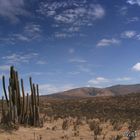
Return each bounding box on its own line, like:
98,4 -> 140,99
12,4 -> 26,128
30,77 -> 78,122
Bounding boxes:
41,93 -> 140,130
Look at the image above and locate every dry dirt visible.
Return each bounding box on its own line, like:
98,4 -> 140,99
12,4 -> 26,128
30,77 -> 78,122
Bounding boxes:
0,117 -> 140,140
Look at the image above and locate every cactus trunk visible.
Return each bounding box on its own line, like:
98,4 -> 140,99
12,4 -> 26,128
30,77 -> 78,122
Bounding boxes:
1,66 -> 41,127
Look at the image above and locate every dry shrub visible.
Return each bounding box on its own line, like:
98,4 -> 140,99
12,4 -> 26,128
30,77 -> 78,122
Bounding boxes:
110,119 -> 124,131
112,122 -> 123,131
0,122 -> 19,131
73,130 -> 79,137
62,119 -> 69,130
39,135 -> 43,140
60,134 -> 69,139
73,118 -> 82,131
115,135 -> 123,140
88,120 -> 102,140
52,125 -> 57,131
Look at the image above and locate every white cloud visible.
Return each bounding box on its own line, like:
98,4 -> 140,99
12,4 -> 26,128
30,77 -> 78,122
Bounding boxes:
136,34 -> 140,40
14,34 -> 30,42
116,77 -> 131,81
78,65 -> 91,73
0,0 -> 29,23
121,30 -> 140,41
132,62 -> 140,71
53,4 -> 105,25
23,72 -> 44,77
38,1 -> 105,38
69,48 -> 75,54
38,1 -> 105,25
39,84 -> 58,94
127,17 -> 139,23
24,23 -> 42,38
54,32 -> 74,39
127,0 -> 140,6
119,6 -> 128,16
36,60 -> 47,65
88,77 -> 109,85
0,65 -> 10,71
0,23 -> 42,44
2,52 -> 38,64
69,58 -> 87,63
39,84 -> 76,95
15,23 -> 42,42
121,30 -> 137,38
53,32 -> 85,39
97,38 -> 120,47
66,27 -> 80,32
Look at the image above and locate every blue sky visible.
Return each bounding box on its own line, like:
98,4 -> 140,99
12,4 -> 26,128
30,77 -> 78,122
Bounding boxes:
0,0 -> 140,95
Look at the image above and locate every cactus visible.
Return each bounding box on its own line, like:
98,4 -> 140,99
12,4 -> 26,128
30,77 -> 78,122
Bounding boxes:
2,76 -> 9,106
36,84 -> 39,106
1,96 -> 4,122
0,66 -> 41,127
21,79 -> 25,123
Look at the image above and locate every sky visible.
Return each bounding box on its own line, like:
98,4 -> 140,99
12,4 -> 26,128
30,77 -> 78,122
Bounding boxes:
0,0 -> 140,95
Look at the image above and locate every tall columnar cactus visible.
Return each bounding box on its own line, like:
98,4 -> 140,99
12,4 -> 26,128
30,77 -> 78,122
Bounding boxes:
1,66 -> 41,127
1,96 -> 5,123
36,84 -> 39,106
2,76 -> 9,106
21,79 -> 25,123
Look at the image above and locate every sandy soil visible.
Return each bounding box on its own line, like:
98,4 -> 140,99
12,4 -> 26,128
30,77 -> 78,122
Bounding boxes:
0,118 -> 139,140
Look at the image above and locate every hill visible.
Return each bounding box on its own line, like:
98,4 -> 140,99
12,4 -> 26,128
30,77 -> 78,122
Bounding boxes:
47,84 -> 140,98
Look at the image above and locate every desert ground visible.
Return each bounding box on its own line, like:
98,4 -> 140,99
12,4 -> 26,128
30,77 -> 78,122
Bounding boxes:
0,117 -> 140,140
0,93 -> 140,140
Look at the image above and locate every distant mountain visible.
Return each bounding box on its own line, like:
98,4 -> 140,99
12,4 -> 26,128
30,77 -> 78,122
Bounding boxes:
47,84 -> 140,98
106,84 -> 140,96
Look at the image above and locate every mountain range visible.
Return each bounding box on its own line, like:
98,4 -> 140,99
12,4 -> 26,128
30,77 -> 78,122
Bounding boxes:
47,84 -> 140,98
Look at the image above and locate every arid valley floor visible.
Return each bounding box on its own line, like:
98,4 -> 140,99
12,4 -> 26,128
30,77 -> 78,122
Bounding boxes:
0,92 -> 140,140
